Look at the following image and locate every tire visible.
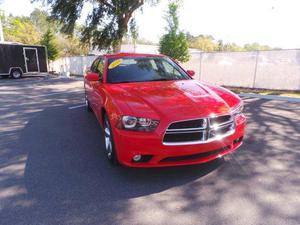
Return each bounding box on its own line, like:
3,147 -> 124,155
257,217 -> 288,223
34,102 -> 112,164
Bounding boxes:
85,94 -> 92,112
103,114 -> 118,165
10,69 -> 22,79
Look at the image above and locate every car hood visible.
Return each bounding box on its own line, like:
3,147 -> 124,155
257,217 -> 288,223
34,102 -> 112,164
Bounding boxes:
108,80 -> 240,121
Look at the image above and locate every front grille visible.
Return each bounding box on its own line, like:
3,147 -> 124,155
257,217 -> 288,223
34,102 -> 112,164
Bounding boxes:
164,131 -> 205,143
168,119 -> 206,129
160,145 -> 230,162
163,114 -> 235,145
210,115 -> 232,126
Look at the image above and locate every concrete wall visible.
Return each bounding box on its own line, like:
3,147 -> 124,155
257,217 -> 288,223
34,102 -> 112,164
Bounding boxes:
200,51 -> 257,88
181,50 -> 202,81
49,46 -> 300,90
49,55 -> 97,76
199,50 -> 300,90
255,50 -> 300,90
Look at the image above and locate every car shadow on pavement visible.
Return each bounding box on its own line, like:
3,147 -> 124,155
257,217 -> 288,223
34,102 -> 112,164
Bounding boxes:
2,98 -> 300,225
0,106 -> 222,224
23,106 -> 222,200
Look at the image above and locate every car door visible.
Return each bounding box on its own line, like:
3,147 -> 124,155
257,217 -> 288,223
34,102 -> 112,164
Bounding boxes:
85,58 -> 100,110
91,57 -> 105,120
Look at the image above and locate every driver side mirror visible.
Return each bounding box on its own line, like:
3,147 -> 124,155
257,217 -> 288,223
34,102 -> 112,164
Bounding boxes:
187,70 -> 195,77
85,72 -> 100,82
85,66 -> 91,74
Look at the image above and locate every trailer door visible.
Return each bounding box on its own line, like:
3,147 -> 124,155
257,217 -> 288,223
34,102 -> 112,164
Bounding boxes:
24,48 -> 39,73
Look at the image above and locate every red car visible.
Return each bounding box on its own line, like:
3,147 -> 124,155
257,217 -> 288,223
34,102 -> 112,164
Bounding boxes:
84,53 -> 246,167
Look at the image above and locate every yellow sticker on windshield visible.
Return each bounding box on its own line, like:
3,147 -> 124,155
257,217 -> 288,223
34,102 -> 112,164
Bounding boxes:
108,59 -> 123,69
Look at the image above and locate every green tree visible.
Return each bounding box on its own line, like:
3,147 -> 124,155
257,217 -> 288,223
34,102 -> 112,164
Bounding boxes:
0,10 -> 4,42
159,1 -> 189,62
243,42 -> 271,51
3,16 -> 41,44
223,42 -> 243,52
56,34 -> 89,57
36,0 -> 158,52
129,18 -> 138,46
217,40 -> 223,51
189,35 -> 217,52
29,9 -> 88,57
40,29 -> 59,60
30,9 -> 51,34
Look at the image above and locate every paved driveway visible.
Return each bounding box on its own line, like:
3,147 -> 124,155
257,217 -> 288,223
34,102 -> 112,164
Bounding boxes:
0,77 -> 299,225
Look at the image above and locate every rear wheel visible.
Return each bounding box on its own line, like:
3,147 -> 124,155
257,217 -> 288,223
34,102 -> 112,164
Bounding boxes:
10,69 -> 22,79
103,114 -> 118,165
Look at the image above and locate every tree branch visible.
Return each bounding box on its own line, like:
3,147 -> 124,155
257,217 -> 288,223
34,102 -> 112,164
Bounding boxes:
96,0 -> 114,9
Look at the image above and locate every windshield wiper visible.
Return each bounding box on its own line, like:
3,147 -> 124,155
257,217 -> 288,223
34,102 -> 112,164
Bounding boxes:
150,78 -> 173,81
116,81 -> 133,83
115,80 -> 148,84
115,79 -> 174,84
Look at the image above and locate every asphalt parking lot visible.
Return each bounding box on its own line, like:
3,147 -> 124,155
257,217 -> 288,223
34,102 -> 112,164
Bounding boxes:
0,76 -> 299,225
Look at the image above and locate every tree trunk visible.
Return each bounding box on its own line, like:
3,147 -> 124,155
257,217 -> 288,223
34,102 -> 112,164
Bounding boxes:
113,15 -> 130,53
113,39 -> 122,53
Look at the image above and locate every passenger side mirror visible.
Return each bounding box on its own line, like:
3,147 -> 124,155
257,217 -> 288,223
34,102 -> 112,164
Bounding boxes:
85,66 -> 91,73
186,70 -> 195,77
85,72 -> 100,82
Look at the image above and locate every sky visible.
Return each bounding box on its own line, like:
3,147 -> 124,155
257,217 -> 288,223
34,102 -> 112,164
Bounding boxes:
1,0 -> 300,48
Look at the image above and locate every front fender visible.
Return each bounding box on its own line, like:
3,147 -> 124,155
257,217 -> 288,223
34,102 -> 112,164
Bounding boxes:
100,86 -> 132,128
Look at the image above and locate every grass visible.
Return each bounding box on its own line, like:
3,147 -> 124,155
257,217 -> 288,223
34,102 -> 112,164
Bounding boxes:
226,87 -> 300,98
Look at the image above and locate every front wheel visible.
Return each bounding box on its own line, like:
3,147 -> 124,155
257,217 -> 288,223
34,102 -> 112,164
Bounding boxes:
85,94 -> 92,112
103,114 -> 118,165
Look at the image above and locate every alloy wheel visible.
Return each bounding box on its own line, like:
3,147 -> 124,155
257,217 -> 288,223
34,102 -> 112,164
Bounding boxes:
104,117 -> 113,159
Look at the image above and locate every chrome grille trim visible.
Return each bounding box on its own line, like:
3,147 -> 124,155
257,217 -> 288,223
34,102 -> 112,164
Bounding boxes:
166,127 -> 207,132
210,116 -> 234,127
163,114 -> 235,146
166,130 -> 206,134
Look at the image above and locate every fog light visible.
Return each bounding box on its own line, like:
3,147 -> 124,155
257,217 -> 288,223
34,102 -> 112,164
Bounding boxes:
133,154 -> 142,162
233,136 -> 243,144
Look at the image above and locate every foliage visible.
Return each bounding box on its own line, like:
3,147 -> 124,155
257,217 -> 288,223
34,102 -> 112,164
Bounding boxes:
0,9 -> 4,19
187,33 -> 274,52
123,38 -> 156,45
129,18 -> 138,45
30,9 -> 52,34
40,29 -> 59,60
3,16 -> 41,44
188,35 -> 217,52
56,34 -> 89,57
1,9 -> 89,58
223,42 -> 244,52
159,1 -> 189,62
243,42 -> 271,51
37,0 -> 158,52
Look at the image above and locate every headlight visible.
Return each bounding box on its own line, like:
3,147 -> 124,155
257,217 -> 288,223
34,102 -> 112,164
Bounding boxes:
231,103 -> 244,116
121,116 -> 159,131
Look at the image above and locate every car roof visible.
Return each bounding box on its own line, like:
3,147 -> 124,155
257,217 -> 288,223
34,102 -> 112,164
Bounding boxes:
102,52 -> 166,59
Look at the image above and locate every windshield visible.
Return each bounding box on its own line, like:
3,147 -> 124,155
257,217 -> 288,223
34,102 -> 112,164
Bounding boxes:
106,56 -> 191,83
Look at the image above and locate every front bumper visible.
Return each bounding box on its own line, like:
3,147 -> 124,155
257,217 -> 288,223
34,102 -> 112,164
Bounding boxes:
112,114 -> 246,167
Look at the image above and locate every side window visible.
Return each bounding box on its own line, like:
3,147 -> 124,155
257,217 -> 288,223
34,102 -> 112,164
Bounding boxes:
97,58 -> 105,79
91,58 -> 100,72
161,60 -> 182,77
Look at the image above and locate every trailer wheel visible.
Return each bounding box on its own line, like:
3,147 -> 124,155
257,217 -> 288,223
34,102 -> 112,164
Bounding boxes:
10,69 -> 22,79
